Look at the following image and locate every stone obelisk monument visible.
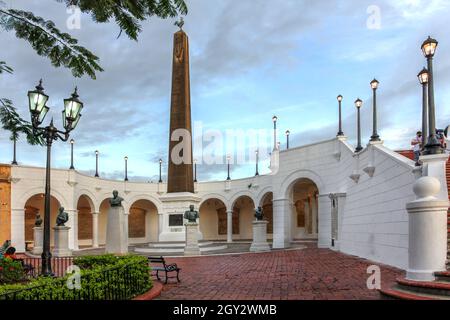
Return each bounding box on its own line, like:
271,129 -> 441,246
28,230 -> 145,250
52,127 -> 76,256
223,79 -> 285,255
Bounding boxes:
167,22 -> 194,194
159,20 -> 202,242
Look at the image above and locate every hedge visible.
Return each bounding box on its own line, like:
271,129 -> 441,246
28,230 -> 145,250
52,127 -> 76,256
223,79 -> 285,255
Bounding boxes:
0,254 -> 151,300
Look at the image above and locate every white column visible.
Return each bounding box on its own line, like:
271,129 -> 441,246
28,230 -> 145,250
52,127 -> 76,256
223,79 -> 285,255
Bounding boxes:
227,210 -> 233,243
92,212 -> 99,248
124,211 -> 129,243
318,195 -> 332,248
10,208 -> 25,253
406,176 -> 449,281
272,198 -> 291,249
311,194 -> 318,235
420,154 -> 449,201
66,209 -> 78,251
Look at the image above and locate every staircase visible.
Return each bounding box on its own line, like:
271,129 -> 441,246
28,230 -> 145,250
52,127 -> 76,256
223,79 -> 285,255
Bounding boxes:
380,156 -> 450,300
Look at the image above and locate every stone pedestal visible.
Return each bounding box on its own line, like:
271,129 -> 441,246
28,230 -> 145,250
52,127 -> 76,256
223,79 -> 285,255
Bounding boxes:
52,226 -> 72,257
406,177 -> 449,281
106,206 -> 128,255
184,223 -> 200,256
32,226 -> 43,255
250,220 -> 270,252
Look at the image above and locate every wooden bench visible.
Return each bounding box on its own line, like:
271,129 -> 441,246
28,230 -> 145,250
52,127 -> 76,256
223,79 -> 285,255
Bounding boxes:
148,256 -> 181,284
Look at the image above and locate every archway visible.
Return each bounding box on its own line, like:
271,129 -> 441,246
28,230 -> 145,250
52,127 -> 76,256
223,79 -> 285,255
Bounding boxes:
77,195 -> 95,248
98,198 -> 110,246
199,198 -> 227,240
128,199 -> 158,244
290,178 -> 319,240
232,196 -> 255,240
24,193 -> 61,249
259,192 -> 273,237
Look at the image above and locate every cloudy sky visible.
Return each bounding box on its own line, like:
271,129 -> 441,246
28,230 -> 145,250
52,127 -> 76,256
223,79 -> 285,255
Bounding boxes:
1,0 -> 450,182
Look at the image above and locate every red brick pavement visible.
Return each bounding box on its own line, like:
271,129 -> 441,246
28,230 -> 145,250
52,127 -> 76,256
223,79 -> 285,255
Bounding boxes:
157,247 -> 404,300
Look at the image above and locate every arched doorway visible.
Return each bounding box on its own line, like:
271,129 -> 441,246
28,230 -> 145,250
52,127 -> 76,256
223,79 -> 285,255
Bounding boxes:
290,178 -> 319,239
232,196 -> 255,240
24,194 -> 61,249
259,192 -> 273,238
77,195 -> 95,248
128,199 -> 158,244
199,198 -> 227,240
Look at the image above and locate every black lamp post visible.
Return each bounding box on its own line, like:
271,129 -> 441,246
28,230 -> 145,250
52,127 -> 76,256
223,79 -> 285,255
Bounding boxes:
158,159 -> 163,183
124,156 -> 128,181
370,79 -> 381,142
421,36 -> 443,155
27,79 -> 83,276
69,139 -> 75,170
418,68 -> 429,149
337,95 -> 344,136
226,155 -> 231,180
94,150 -> 99,177
355,98 -> 363,153
255,150 -> 259,176
194,159 -> 197,182
272,116 -> 278,151
285,130 -> 290,149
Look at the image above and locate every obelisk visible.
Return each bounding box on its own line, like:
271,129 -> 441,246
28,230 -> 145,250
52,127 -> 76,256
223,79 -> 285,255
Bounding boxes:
167,23 -> 194,193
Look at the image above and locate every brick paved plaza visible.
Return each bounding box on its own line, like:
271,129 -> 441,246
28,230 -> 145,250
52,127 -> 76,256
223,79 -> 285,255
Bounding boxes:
157,247 -> 404,300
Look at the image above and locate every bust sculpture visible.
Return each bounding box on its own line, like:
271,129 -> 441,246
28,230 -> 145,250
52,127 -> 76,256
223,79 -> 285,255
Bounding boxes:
255,206 -> 264,221
184,205 -> 199,223
56,207 -> 69,227
35,212 -> 43,227
109,190 -> 124,207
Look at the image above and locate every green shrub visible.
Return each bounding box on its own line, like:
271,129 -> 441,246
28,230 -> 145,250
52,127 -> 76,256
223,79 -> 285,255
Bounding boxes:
0,254 -> 151,300
0,258 -> 25,284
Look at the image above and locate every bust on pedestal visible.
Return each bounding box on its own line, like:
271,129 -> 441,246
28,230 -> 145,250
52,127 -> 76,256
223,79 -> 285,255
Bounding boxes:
52,207 -> 72,257
184,205 -> 200,256
32,212 -> 43,255
106,191 -> 128,255
250,207 -> 271,252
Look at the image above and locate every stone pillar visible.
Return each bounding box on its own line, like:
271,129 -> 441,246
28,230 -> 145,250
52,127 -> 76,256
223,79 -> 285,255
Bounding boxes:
32,226 -> 43,255
406,176 -> 449,281
184,222 -> 200,256
52,226 -> 72,257
10,208 -> 25,253
106,206 -> 128,255
272,198 -> 291,249
311,194 -> 318,234
66,209 -> 78,251
250,220 -> 270,252
92,212 -> 99,248
227,210 -> 233,243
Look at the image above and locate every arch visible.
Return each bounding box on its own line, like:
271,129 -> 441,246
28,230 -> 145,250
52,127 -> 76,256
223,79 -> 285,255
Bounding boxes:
123,194 -> 163,214
290,178 -> 319,240
231,195 -> 256,240
279,169 -> 324,199
199,198 -> 227,240
17,187 -> 69,211
259,192 -> 274,235
128,199 -> 159,244
75,189 -> 98,212
77,194 -> 95,247
199,193 -> 229,209
256,186 -> 273,207
230,191 -> 256,209
24,193 -> 61,248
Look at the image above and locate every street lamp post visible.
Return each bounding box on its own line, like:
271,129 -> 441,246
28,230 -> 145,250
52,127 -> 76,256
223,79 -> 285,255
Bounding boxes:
194,159 -> 197,182
255,150 -> 259,176
124,156 -> 128,181
418,68 -> 429,149
421,36 -> 443,155
285,130 -> 290,149
94,150 -> 99,177
272,116 -> 278,151
226,155 -> 231,180
159,159 -> 163,183
370,79 -> 381,142
355,98 -> 363,153
337,95 -> 344,136
27,79 -> 83,276
69,139 -> 75,170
